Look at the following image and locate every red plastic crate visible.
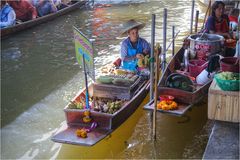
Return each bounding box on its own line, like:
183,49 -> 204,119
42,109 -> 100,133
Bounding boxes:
188,60 -> 208,77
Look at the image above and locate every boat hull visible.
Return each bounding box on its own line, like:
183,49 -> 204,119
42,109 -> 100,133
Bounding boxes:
144,47 -> 211,116
1,1 -> 86,38
52,80 -> 149,146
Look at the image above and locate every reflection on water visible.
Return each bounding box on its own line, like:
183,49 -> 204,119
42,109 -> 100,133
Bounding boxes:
118,100 -> 214,159
1,0 -> 211,159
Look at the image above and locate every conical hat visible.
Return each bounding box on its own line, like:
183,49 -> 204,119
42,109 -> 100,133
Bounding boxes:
120,19 -> 145,36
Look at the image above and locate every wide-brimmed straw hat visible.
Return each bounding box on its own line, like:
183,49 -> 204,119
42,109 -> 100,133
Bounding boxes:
121,19 -> 145,36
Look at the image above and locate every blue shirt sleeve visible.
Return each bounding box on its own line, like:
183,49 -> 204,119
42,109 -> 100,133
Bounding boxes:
140,38 -> 151,55
120,38 -> 128,60
0,6 -> 16,28
205,16 -> 215,33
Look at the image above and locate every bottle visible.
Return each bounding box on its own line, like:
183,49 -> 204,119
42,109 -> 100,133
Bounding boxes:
154,43 -> 161,56
154,42 -> 161,65
183,48 -> 189,72
234,40 -> 239,57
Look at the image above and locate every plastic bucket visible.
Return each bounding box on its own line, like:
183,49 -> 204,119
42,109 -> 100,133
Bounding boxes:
188,60 -> 208,77
220,57 -> 239,73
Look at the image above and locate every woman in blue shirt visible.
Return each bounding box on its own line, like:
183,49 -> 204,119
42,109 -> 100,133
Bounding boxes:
204,1 -> 231,39
37,0 -> 57,17
0,0 -> 16,28
120,19 -> 150,71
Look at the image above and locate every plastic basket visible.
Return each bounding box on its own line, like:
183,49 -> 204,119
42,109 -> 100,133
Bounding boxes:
220,57 -> 239,73
188,60 -> 208,77
214,73 -> 240,91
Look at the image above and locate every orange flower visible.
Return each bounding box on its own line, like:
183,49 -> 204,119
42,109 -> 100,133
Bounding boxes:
157,100 -> 178,110
83,110 -> 90,117
83,117 -> 92,123
75,129 -> 87,138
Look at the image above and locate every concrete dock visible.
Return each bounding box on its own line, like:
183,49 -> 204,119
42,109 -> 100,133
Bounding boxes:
203,121 -> 239,159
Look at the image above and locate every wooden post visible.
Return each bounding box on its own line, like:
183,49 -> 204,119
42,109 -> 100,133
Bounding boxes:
162,8 -> 167,71
153,45 -> 160,140
172,26 -> 175,56
150,14 -> 156,101
190,0 -> 195,34
195,10 -> 199,33
82,54 -> 90,109
202,0 -> 211,30
208,1 -> 211,17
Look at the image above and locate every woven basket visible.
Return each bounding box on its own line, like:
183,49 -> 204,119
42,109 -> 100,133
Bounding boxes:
214,73 -> 240,91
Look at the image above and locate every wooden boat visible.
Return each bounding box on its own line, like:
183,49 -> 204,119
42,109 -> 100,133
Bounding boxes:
144,47 -> 212,116
51,60 -> 150,146
0,1 -> 86,38
55,99 -> 149,159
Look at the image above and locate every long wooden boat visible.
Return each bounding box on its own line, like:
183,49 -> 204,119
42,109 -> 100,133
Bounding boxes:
144,47 -> 212,116
51,60 -> 150,146
0,1 -> 86,38
55,98 -> 149,159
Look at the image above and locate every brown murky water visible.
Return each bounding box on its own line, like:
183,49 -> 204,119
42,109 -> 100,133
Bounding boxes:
1,0 -> 213,159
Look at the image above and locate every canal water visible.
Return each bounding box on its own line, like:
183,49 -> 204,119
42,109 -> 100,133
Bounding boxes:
1,0 -> 213,159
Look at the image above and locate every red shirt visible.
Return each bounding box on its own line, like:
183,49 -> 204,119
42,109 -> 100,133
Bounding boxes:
215,18 -> 229,33
8,0 -> 37,22
229,15 -> 238,23
205,15 -> 229,33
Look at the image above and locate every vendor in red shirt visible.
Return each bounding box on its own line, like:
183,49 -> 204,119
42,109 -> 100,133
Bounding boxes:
205,1 -> 231,39
228,8 -> 239,31
8,0 -> 37,22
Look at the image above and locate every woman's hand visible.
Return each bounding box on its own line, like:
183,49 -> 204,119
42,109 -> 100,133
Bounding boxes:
223,33 -> 231,39
123,55 -> 137,62
136,53 -> 144,59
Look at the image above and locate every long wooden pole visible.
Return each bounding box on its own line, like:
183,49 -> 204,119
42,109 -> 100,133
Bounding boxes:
150,14 -> 156,101
153,45 -> 160,140
172,26 -> 175,56
190,0 -> 195,34
82,54 -> 90,109
162,8 -> 167,71
195,10 -> 199,33
202,0 -> 211,30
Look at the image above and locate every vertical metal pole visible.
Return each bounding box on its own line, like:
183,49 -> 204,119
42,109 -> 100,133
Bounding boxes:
150,14 -> 156,101
82,54 -> 90,109
153,46 -> 159,140
190,0 -> 195,34
237,20 -> 240,57
195,10 -> 199,33
91,41 -> 95,82
172,26 -> 175,57
162,8 -> 167,71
